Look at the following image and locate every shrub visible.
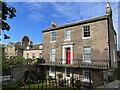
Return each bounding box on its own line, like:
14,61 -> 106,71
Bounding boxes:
24,67 -> 41,84
37,58 -> 45,63
46,75 -> 52,81
15,80 -> 24,86
75,80 -> 82,88
2,82 -> 18,89
57,73 -> 63,79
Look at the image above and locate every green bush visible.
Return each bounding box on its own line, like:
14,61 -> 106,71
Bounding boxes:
24,66 -> 41,84
75,80 -> 82,88
46,75 -> 52,81
16,80 -> 24,87
57,73 -> 63,79
37,58 -> 45,63
2,82 -> 18,89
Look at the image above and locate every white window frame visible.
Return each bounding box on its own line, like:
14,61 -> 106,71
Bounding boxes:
83,70 -> 93,83
64,29 -> 71,41
83,46 -> 91,62
50,48 -> 56,61
49,66 -> 55,78
82,25 -> 91,39
51,32 -> 56,42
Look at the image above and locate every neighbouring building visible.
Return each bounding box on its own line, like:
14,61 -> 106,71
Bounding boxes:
41,2 -> 117,87
23,44 -> 42,59
5,36 -> 32,58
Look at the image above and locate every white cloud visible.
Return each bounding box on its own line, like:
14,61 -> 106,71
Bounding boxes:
51,2 -> 106,22
27,12 -> 44,21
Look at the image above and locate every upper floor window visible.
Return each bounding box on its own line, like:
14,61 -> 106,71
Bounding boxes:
51,32 -> 56,41
83,46 -> 91,62
65,29 -> 71,40
50,48 -> 56,61
83,25 -> 90,37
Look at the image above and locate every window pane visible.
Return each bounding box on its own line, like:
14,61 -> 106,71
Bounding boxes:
83,70 -> 90,79
83,25 -> 90,37
65,30 -> 71,39
83,46 -> 91,61
50,49 -> 56,61
51,32 -> 56,41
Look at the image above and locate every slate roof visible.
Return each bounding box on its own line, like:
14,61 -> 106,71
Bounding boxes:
6,42 -> 15,47
43,15 -> 108,33
30,44 -> 41,50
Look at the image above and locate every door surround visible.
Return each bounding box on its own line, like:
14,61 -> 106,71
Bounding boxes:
62,43 -> 73,64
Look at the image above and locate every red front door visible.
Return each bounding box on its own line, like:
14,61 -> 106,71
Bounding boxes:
66,49 -> 71,64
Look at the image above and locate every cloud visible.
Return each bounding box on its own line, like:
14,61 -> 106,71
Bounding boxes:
51,2 -> 107,22
9,2 -> 46,22
27,12 -> 44,21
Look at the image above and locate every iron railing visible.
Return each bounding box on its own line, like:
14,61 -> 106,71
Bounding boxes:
40,59 -> 109,69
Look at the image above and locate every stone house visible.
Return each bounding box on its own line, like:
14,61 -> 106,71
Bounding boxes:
23,44 -> 42,59
41,3 -> 117,87
5,36 -> 32,58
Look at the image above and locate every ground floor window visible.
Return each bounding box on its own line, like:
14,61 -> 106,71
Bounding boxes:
83,69 -> 92,82
49,66 -> 55,72
49,66 -> 55,78
66,68 -> 71,77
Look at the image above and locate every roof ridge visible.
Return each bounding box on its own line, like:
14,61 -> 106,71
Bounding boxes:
43,15 -> 108,33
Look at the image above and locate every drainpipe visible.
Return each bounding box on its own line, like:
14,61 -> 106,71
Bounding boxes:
107,17 -> 111,69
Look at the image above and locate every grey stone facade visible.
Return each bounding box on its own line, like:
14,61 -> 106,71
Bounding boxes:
42,3 -> 117,87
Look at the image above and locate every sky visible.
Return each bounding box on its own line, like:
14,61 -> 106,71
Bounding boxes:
1,2 -> 120,49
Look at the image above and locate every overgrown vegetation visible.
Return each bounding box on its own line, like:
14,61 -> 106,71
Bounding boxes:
24,66 -> 42,84
2,55 -> 45,75
75,80 -> 82,88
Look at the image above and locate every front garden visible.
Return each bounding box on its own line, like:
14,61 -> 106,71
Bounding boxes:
2,73 -> 83,90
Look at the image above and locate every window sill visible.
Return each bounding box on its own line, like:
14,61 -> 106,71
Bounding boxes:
82,60 -> 91,63
64,39 -> 71,41
50,41 -> 56,43
49,60 -> 56,62
82,78 -> 93,83
82,37 -> 91,39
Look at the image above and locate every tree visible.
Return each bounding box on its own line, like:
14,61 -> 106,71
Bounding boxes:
0,1 -> 16,39
2,56 -> 26,75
